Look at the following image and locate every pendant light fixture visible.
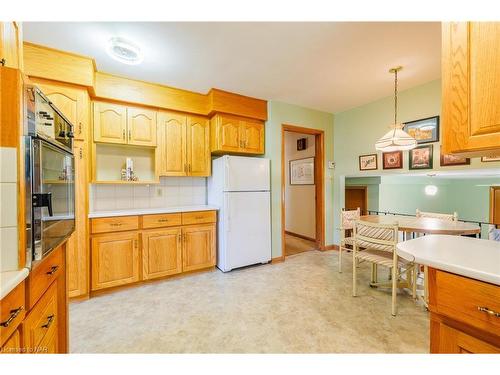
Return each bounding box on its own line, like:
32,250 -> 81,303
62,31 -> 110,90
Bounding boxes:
375,66 -> 417,152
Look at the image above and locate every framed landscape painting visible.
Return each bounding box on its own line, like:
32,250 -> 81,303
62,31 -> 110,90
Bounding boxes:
409,145 -> 433,170
403,116 -> 439,144
481,156 -> 500,162
359,154 -> 377,171
440,148 -> 470,166
382,151 -> 403,169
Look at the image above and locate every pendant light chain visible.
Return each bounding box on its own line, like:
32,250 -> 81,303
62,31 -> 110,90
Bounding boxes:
394,68 -> 398,125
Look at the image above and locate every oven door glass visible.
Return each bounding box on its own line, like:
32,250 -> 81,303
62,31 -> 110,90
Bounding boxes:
34,139 -> 75,259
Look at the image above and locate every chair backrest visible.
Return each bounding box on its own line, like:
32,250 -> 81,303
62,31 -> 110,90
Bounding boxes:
353,220 -> 398,253
341,208 -> 361,230
488,225 -> 500,241
416,209 -> 458,222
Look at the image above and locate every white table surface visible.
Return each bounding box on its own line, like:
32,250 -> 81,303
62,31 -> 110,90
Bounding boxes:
1,268 -> 29,300
88,205 -> 219,218
397,235 -> 500,286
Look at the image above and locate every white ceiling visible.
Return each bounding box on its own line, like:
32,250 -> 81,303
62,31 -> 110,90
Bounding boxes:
23,22 -> 441,113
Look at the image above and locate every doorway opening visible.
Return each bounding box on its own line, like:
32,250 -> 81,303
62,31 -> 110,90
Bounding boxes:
345,186 -> 368,214
281,124 -> 325,258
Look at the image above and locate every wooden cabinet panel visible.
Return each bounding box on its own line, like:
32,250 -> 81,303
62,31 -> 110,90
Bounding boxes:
142,228 -> 182,280
23,281 -> 58,353
142,213 -> 182,229
0,22 -> 23,70
91,232 -> 140,290
240,120 -> 264,154
436,323 -> 500,353
27,246 -> 63,309
186,115 -> 210,176
219,116 -> 241,152
157,111 -> 187,176
181,210 -> 217,226
182,224 -> 216,272
442,22 -> 500,156
93,102 -> 127,144
91,215 -> 139,234
0,281 -> 25,347
211,114 -> 264,155
1,329 -> 20,354
127,107 -> 157,146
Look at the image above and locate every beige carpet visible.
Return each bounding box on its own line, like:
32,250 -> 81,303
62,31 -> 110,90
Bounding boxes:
285,234 -> 317,256
69,250 -> 429,353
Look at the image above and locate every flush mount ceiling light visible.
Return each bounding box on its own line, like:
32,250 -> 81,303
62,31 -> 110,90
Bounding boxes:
375,66 -> 417,152
106,37 -> 143,65
425,184 -> 438,196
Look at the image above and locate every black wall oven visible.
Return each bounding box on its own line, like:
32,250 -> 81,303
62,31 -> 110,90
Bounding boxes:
24,85 -> 75,267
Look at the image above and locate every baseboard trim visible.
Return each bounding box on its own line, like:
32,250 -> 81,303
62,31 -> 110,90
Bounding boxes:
321,244 -> 339,251
285,230 -> 316,242
271,256 -> 285,264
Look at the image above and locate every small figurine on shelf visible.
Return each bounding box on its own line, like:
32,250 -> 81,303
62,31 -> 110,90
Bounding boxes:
120,158 -> 139,181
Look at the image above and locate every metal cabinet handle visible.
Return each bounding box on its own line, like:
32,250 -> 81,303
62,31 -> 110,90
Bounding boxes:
122,129 -> 125,140
188,164 -> 191,173
42,314 -> 55,329
46,265 -> 59,275
78,122 -> 82,135
128,129 -> 131,140
110,223 -> 123,227
195,216 -> 204,220
0,58 -> 6,66
79,148 -> 83,160
0,306 -> 24,327
134,239 -> 138,248
478,306 -> 500,318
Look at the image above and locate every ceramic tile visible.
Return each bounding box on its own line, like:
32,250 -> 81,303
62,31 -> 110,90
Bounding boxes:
94,198 -> 116,211
0,183 -> 17,227
116,198 -> 134,210
133,197 -> 150,209
133,185 -> 150,198
0,227 -> 18,272
0,147 -> 17,183
96,185 -> 116,199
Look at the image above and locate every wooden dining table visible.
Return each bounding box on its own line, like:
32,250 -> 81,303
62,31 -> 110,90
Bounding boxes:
360,214 -> 481,236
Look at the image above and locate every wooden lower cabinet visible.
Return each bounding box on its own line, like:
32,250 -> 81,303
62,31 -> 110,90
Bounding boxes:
182,224 -> 216,272
1,329 -> 20,354
91,231 -> 140,290
142,228 -> 182,280
432,321 -> 500,353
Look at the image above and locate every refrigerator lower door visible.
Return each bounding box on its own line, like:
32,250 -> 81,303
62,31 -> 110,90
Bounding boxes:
224,156 -> 270,192
219,191 -> 271,272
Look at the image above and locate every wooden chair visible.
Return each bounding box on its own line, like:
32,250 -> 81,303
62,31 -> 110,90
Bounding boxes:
352,220 -> 416,316
338,208 -> 360,273
416,209 -> 458,221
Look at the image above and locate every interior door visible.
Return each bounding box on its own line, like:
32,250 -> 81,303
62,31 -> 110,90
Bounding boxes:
127,107 -> 157,146
157,111 -> 186,176
345,186 -> 367,213
186,115 -> 210,176
490,187 -> 500,226
93,102 -> 127,144
142,228 -> 182,280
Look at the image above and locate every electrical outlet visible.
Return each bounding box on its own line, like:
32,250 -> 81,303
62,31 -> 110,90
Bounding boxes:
157,188 -> 163,197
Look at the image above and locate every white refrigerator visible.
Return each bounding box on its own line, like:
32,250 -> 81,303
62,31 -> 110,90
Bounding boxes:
208,155 -> 271,272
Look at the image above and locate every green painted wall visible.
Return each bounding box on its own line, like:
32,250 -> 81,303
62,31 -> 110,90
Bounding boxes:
345,176 -> 380,212
333,79 -> 500,244
265,101 -> 334,257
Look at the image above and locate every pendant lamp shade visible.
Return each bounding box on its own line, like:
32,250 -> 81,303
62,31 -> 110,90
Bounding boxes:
375,66 -> 417,152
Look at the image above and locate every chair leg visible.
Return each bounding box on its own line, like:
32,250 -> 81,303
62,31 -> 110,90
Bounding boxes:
338,246 -> 342,273
374,264 -> 378,283
424,265 -> 429,306
391,265 -> 397,316
412,264 -> 417,299
352,255 -> 357,297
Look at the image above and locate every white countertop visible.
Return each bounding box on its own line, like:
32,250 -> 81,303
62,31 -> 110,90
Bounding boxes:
88,205 -> 219,218
397,235 -> 500,286
1,268 -> 29,300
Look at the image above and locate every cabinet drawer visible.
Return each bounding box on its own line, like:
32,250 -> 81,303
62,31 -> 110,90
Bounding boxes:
27,246 -> 63,309
23,281 -> 58,353
0,281 -> 26,347
432,270 -> 500,333
91,216 -> 139,234
0,329 -> 21,354
143,213 -> 182,229
182,211 -> 216,225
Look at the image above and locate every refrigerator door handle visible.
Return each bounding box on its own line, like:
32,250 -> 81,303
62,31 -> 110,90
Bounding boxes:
224,198 -> 230,232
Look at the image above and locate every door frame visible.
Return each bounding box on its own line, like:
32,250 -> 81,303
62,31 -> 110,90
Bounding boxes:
345,185 -> 368,214
281,124 -> 325,259
489,186 -> 500,226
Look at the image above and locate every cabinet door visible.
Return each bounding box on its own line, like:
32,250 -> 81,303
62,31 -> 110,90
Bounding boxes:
91,232 -> 140,290
186,115 -> 211,176
142,228 -> 182,280
32,80 -> 89,141
0,22 -> 23,70
127,107 -> 157,146
442,22 -> 500,155
240,120 -> 264,154
215,115 -> 241,152
0,329 -> 20,354
182,224 -> 216,272
93,102 -> 127,144
157,111 -> 187,176
437,323 -> 500,353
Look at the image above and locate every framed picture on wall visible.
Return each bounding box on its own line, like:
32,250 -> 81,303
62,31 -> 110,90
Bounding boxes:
382,151 -> 403,169
403,116 -> 439,144
359,154 -> 378,171
481,156 -> 500,162
440,147 -> 470,166
409,145 -> 433,170
289,157 -> 315,185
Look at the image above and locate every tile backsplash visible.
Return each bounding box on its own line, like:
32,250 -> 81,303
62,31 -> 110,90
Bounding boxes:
90,177 -> 207,212
0,147 -> 18,272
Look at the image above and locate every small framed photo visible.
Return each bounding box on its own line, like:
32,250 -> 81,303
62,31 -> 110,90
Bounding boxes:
481,156 -> 500,162
297,138 -> 307,151
440,149 -> 470,166
403,116 -> 439,144
359,154 -> 378,171
409,145 -> 433,170
382,151 -> 403,169
289,157 -> 314,185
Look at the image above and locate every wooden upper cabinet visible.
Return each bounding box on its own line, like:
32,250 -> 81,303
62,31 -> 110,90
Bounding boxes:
0,22 -> 23,70
142,228 -> 182,280
93,102 -> 127,144
91,231 -> 140,291
32,80 -> 89,141
127,107 -> 157,146
442,22 -> 500,156
157,111 -> 187,176
186,115 -> 211,176
211,113 -> 265,155
182,224 -> 216,272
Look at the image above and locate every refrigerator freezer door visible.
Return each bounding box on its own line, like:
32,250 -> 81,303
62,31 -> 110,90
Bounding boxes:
223,156 -> 270,192
219,191 -> 271,272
